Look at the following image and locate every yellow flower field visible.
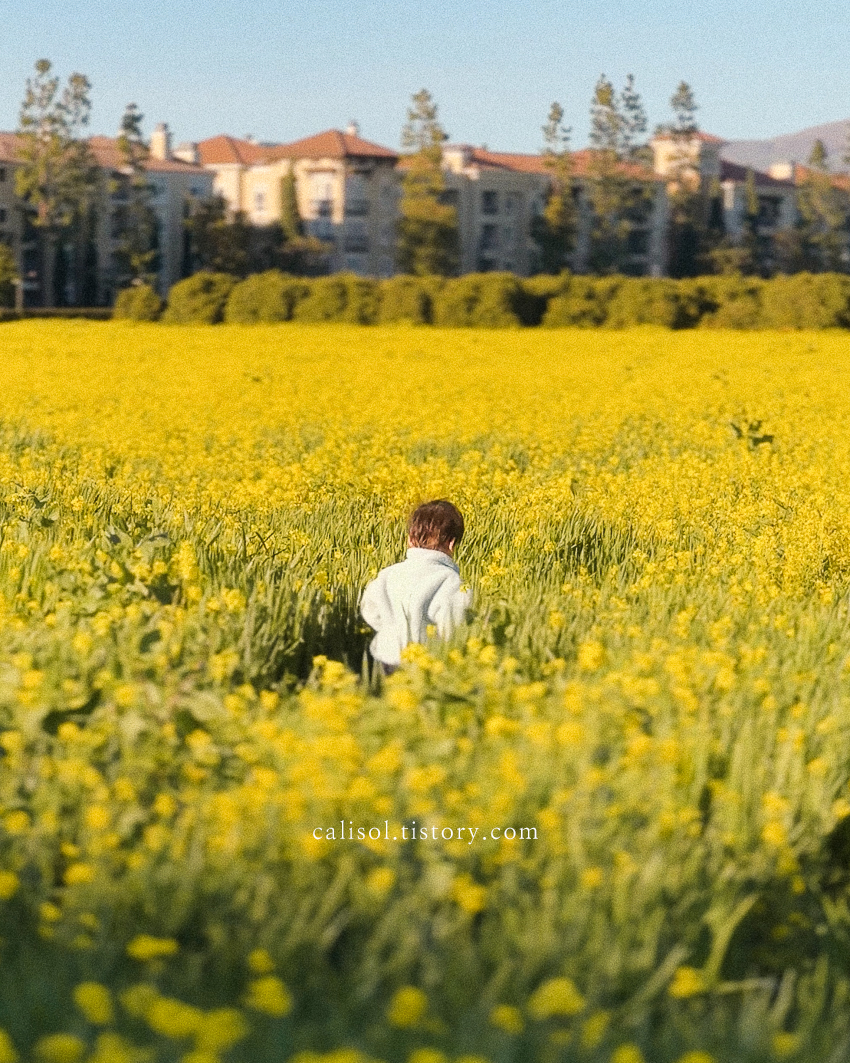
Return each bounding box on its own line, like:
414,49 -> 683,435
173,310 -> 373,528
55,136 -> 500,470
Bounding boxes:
2,320 -> 850,1062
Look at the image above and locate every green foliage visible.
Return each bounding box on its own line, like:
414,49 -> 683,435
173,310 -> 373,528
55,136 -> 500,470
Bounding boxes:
542,277 -> 619,326
795,144 -> 849,272
224,271 -> 309,323
377,275 -> 437,324
187,196 -> 250,276
112,103 -> 159,286
15,59 -> 97,307
113,270 -> 850,331
293,274 -> 379,324
532,103 -> 577,273
605,278 -> 687,328
279,169 -> 303,241
586,74 -> 652,273
758,272 -> 850,329
432,273 -> 525,327
162,272 -> 236,324
696,276 -> 765,329
397,89 -> 459,277
0,243 -> 17,309
112,283 -> 162,321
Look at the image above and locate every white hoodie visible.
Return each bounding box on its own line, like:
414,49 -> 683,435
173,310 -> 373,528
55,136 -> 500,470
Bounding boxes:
360,547 -> 471,666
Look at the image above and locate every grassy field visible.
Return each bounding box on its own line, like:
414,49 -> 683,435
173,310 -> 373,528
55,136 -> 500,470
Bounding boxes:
3,321 -> 850,1063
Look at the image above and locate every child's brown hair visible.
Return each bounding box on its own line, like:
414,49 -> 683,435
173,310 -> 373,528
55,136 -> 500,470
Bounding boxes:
407,500 -> 465,550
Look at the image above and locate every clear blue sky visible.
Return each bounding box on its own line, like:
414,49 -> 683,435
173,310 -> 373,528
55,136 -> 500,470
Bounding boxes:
1,0 -> 847,153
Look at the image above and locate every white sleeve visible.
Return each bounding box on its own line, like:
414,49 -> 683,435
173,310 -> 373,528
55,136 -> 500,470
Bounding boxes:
360,575 -> 386,631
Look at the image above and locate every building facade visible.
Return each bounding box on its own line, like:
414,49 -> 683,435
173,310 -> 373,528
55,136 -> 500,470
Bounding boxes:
0,123 -> 213,305
197,124 -> 400,277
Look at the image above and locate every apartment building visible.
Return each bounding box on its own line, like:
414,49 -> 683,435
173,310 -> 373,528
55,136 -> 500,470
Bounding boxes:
651,131 -> 798,270
197,123 -> 400,276
199,125 -> 670,278
439,145 -> 669,276
0,123 -> 213,305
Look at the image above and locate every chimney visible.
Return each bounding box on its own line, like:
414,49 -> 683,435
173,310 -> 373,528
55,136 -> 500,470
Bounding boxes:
346,120 -> 359,137
150,122 -> 172,161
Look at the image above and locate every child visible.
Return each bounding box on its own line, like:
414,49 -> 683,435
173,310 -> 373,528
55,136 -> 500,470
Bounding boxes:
360,500 -> 471,672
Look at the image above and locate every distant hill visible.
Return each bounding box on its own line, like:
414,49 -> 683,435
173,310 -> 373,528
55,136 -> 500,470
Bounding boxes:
720,118 -> 850,172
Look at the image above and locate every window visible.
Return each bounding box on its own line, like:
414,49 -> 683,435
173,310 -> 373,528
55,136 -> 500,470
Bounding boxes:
757,196 -> 781,227
627,229 -> 650,255
310,218 -> 334,241
481,190 -> 498,215
344,219 -> 369,253
0,167 -> 6,182
505,193 -> 517,214
0,208 -> 6,224
345,175 -> 368,216
439,189 -> 459,208
480,223 -> 499,252
254,188 -> 267,215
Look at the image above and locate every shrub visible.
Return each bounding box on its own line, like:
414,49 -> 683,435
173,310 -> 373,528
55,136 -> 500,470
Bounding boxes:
542,278 -> 620,327
224,271 -> 308,323
163,272 -> 237,324
292,276 -> 348,323
340,275 -> 380,324
432,274 -> 524,328
697,276 -> 764,329
377,276 -> 435,324
605,279 -> 686,328
759,273 -> 850,329
113,284 -> 163,322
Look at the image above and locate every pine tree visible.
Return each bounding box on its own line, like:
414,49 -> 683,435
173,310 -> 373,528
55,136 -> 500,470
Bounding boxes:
397,90 -> 458,276
280,169 -> 303,241
661,82 -> 708,277
531,102 -> 576,273
15,59 -> 96,306
585,74 -> 651,273
114,103 -> 160,286
187,195 -> 250,276
797,140 -> 846,271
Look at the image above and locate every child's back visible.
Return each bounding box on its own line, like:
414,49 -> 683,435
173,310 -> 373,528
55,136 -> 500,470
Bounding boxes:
360,500 -> 470,668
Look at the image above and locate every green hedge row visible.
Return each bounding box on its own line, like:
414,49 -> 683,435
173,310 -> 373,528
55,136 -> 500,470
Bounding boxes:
114,271 -> 850,330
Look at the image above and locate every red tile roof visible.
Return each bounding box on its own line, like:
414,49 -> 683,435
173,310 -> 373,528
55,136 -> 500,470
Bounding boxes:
0,131 -> 206,173
427,145 -> 658,181
197,135 -> 268,166
791,163 -> 850,190
264,129 -> 397,162
87,135 -> 207,173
